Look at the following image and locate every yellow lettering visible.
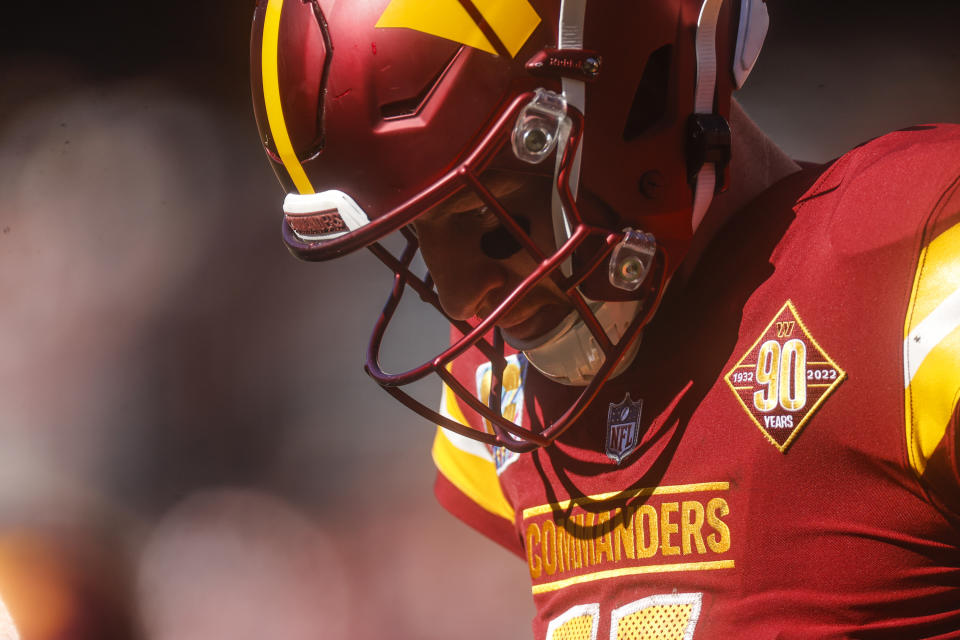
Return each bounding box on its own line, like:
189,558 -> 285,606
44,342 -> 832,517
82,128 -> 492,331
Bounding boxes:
582,513 -> 595,567
571,515 -> 583,569
555,518 -> 567,573
613,507 -> 635,562
660,501 -> 680,556
635,504 -> 659,558
594,511 -> 615,563
706,498 -> 731,553
754,340 -> 781,412
542,520 -> 558,576
681,501 -> 707,555
526,523 -> 542,579
779,338 -> 807,411
523,493 -> 732,579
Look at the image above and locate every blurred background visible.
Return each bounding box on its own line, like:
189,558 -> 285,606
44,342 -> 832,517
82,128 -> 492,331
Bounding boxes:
0,1 -> 958,638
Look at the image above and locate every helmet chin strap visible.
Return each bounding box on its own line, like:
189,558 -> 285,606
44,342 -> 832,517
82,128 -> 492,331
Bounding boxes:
505,300 -> 643,386
552,0 -> 587,280
691,0 -> 724,232
520,0 -> 726,387
515,0 -> 641,388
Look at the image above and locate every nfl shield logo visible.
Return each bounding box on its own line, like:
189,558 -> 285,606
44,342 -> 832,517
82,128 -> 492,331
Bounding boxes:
605,393 -> 643,464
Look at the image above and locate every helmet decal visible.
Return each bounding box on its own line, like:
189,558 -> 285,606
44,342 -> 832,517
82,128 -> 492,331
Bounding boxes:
472,0 -> 541,56
260,0 -> 316,195
375,0 -> 540,58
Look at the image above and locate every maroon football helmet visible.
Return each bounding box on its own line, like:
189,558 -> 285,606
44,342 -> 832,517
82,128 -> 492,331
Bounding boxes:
250,0 -> 768,451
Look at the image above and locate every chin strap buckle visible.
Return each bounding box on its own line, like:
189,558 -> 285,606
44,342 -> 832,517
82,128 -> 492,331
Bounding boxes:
609,228 -> 657,292
686,113 -> 731,192
511,88 -> 569,164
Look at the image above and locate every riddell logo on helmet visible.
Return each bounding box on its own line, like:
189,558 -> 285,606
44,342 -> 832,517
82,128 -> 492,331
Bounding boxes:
375,0 -> 541,58
547,57 -> 580,70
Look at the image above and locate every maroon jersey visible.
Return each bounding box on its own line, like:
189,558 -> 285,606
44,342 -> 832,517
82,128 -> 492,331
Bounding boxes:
433,124 -> 960,639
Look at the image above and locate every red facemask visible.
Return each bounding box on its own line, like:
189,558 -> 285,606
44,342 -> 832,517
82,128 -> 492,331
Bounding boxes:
250,0 -> 767,451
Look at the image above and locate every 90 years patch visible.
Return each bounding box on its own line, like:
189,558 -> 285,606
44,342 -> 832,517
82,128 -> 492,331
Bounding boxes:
725,300 -> 846,452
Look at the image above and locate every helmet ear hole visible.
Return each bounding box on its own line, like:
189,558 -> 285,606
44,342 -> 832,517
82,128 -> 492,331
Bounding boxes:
622,44 -> 673,141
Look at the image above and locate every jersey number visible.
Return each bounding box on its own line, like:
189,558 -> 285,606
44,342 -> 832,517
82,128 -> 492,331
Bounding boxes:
753,338 -> 807,412
546,593 -> 702,640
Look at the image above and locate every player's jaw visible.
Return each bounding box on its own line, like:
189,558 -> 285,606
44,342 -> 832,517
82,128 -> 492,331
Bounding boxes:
414,174 -> 573,346
485,299 -> 572,345
423,235 -> 574,345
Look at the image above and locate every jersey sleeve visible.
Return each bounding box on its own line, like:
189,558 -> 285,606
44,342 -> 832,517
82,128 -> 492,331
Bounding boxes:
432,381 -> 523,557
903,188 -> 960,511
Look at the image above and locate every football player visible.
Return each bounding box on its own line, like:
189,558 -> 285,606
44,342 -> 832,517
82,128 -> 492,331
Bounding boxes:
251,0 -> 960,636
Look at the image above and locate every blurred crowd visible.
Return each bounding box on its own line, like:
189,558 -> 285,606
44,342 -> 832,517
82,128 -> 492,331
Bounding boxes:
0,58 -> 532,639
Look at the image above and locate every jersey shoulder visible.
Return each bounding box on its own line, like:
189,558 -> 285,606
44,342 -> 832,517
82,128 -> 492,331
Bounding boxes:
430,330 -> 526,557
795,123 -> 960,251
792,125 -> 960,507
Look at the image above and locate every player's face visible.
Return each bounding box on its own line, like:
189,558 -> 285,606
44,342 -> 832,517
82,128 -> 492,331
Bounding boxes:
413,172 -> 573,345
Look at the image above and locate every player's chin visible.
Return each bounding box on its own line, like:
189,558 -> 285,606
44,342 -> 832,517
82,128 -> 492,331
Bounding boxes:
499,303 -> 572,347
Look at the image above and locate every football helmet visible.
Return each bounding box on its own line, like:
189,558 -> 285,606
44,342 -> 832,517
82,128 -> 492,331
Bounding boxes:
250,0 -> 769,451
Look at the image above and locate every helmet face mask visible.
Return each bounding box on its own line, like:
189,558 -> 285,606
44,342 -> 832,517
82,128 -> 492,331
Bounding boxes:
251,0 -> 764,450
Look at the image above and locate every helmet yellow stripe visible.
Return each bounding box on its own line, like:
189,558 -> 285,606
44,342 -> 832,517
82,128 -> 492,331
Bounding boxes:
376,0 -> 497,55
376,0 -> 540,58
261,0 -> 315,195
472,0 -> 540,58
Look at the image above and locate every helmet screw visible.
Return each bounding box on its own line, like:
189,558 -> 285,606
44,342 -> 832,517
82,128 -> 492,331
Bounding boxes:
582,56 -> 601,77
608,228 -> 656,291
618,256 -> 644,283
638,170 -> 663,201
523,128 -> 550,153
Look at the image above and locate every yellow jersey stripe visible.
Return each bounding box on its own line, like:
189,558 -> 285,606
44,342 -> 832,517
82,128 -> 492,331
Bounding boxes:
376,0 -> 497,55
472,0 -> 541,57
262,0 -> 315,195
905,326 -> 960,476
905,283 -> 960,383
906,222 -> 960,327
432,429 -> 515,522
531,560 -> 735,595
432,384 -> 514,522
904,221 -> 960,477
522,482 -> 730,520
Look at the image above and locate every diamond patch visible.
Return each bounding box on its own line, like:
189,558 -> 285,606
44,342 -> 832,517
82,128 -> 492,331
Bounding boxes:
725,300 -> 846,452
